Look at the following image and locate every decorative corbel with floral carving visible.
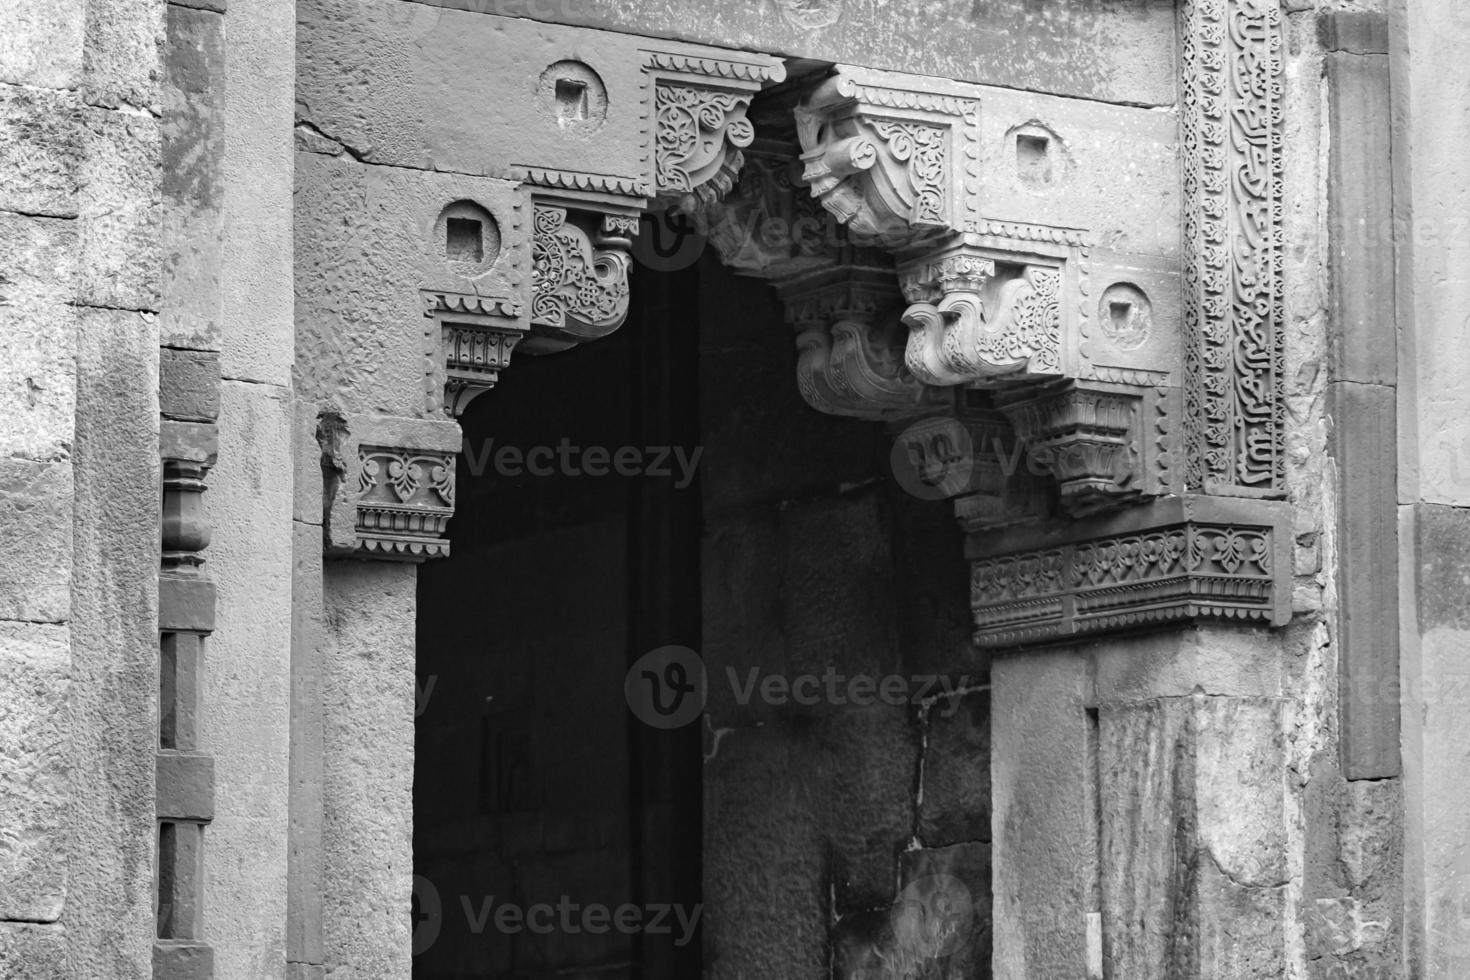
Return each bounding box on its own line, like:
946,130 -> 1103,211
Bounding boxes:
320,412 -> 462,562
642,52 -> 785,217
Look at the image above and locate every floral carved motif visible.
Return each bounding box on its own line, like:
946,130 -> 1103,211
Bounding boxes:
354,448 -> 456,561
321,413 -> 462,563
900,249 -> 1064,386
529,204 -> 632,346
970,513 -> 1287,647
1181,0 -> 1286,494
654,83 -> 757,216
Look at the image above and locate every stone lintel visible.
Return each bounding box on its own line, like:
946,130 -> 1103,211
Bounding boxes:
967,495 -> 1291,648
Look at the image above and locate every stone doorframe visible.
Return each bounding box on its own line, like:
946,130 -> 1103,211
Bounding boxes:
307,0 -> 1296,974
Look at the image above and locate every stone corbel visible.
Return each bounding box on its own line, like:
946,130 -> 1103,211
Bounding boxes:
320,412 -> 461,562
793,67 -> 980,243
994,381 -> 1166,517
899,243 -> 1068,385
524,203 -> 637,352
642,52 -> 785,216
780,252 -> 940,420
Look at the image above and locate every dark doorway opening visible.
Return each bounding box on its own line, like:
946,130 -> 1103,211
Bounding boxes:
414,238 -> 703,979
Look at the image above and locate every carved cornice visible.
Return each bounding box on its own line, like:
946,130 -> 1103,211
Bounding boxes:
967,498 -> 1291,648
321,413 -> 462,563
1181,0 -> 1286,495
511,166 -> 653,201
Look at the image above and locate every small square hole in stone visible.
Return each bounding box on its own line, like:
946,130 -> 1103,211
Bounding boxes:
555,78 -> 589,122
1110,300 -> 1133,329
446,217 -> 484,263
1018,134 -> 1053,182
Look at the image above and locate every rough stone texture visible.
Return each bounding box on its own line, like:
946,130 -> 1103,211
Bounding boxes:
80,0 -> 164,112
0,622 -> 71,923
0,212 -> 78,465
0,85 -> 82,219
294,151 -> 524,418
220,0 -> 293,385
202,380 -> 293,980
0,0 -> 84,90
989,649 -> 1092,980
159,349 -> 222,422
160,3 -> 225,352
0,921 -> 70,978
0,462 -> 74,625
321,560 -> 417,979
918,691 -> 990,848
1100,695 -> 1289,979
321,0 -> 1176,106
67,305 -> 159,980
78,107 -> 162,312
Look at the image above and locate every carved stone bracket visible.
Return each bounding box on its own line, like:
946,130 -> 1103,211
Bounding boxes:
993,380 -> 1176,518
423,291 -> 528,417
781,251 -> 941,419
320,413 -> 462,562
967,497 -> 1291,648
527,203 -> 635,350
899,243 -> 1068,385
643,52 -> 784,217
793,66 -> 981,243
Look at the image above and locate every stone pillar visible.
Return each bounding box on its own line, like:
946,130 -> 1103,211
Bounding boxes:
1394,0 -> 1470,974
2,0 -> 164,975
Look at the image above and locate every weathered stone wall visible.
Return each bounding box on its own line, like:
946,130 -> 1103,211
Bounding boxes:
695,255 -> 990,979
1,0 -> 164,976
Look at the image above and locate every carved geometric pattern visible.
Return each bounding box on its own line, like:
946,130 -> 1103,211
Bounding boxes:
354,446 -> 457,561
529,204 -> 632,341
970,518 -> 1283,647
1181,0 -> 1286,494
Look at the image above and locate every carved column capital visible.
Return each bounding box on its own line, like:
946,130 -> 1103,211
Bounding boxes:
320,413 -> 462,562
527,203 -> 635,351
